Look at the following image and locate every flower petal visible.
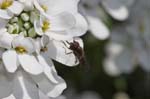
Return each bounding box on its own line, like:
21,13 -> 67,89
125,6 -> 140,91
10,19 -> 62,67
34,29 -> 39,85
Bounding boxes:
41,35 -> 49,47
2,50 -> 18,73
137,49 -> 150,72
0,48 -> 4,58
2,94 -> 16,99
8,1 -> 24,15
18,54 -> 43,75
35,0 -> 79,15
37,55 -> 59,84
103,58 -> 121,77
0,9 -> 13,19
115,48 -> 135,74
67,13 -> 88,37
0,19 -> 8,29
46,31 -> 73,40
31,72 -> 66,98
44,38 -> 83,66
0,73 -> 13,99
0,32 -> 14,49
102,0 -> 129,21
47,82 -> 66,98
39,91 -> 49,99
44,40 -> 79,66
87,16 -> 110,40
32,55 -> 67,98
12,35 -> 35,53
48,12 -> 76,31
34,20 -> 43,36
13,71 -> 39,99
19,0 -> 34,11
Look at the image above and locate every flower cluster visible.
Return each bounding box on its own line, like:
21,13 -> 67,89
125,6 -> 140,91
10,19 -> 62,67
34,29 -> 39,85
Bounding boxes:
104,0 -> 150,76
0,0 -> 88,99
80,0 -> 133,40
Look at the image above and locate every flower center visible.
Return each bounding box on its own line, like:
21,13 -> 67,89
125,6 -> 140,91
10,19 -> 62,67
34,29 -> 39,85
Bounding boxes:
42,20 -> 50,32
0,0 -> 13,9
6,12 -> 37,38
41,5 -> 48,12
15,46 -> 27,54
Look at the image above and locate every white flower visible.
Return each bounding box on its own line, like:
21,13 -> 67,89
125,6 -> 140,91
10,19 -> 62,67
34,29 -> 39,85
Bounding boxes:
0,35 -> 67,98
0,64 -> 66,99
33,0 -> 88,40
104,0 -> 150,75
104,42 -> 135,76
2,34 -> 44,75
34,12 -> 76,40
80,0 -> 133,40
0,0 -> 87,98
0,0 -> 24,19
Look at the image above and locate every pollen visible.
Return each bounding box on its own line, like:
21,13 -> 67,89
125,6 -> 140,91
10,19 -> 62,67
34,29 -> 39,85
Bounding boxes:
41,5 -> 48,12
42,20 -> 50,32
0,0 -> 13,9
15,46 -> 27,54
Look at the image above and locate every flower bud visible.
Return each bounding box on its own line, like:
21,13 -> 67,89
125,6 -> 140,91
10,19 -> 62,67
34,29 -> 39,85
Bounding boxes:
20,30 -> 27,37
24,22 -> 31,30
28,28 -> 37,38
21,13 -> 29,22
7,24 -> 14,34
12,23 -> 19,34
10,17 -> 18,23
30,11 -> 38,23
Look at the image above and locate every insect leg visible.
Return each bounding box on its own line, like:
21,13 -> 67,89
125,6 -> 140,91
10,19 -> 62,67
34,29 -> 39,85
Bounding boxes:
62,46 -> 73,55
61,40 -> 70,49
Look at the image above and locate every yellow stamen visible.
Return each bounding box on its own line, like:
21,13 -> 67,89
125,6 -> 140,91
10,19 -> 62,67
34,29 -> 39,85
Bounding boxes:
41,5 -> 48,12
42,20 -> 50,32
15,46 -> 27,54
0,0 -> 13,9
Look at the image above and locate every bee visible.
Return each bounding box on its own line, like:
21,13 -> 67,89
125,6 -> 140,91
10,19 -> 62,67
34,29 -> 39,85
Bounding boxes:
62,40 -> 90,71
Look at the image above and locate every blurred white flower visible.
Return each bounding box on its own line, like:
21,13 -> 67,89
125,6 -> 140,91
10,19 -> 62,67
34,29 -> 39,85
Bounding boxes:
0,0 -> 87,98
104,0 -> 150,75
64,87 -> 102,99
113,92 -> 130,99
80,0 -> 133,40
104,42 -> 136,76
78,91 -> 102,99
103,43 -> 123,76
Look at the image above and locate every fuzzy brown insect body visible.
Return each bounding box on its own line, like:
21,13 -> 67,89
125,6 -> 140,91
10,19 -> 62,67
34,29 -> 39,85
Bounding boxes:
62,40 -> 90,71
66,40 -> 86,65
